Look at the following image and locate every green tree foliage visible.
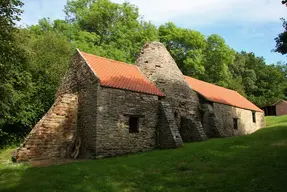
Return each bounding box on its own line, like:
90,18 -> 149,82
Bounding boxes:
274,1 -> 287,55
159,22 -> 206,78
64,0 -> 158,63
275,18 -> 287,55
0,0 -> 35,146
228,52 -> 247,96
230,52 -> 287,106
203,34 -> 235,87
18,28 -> 73,118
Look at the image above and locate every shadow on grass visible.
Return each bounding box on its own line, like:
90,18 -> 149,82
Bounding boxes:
1,125 -> 287,192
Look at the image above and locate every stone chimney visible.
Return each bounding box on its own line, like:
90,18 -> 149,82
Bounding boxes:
136,42 -> 207,144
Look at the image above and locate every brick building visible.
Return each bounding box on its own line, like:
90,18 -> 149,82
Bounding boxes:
15,42 -> 265,162
262,100 -> 287,116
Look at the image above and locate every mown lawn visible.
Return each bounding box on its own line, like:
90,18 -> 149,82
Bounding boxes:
1,116 -> 287,192
265,115 -> 287,126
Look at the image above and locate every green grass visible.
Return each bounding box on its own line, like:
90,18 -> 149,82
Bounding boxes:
1,116 -> 287,192
265,115 -> 287,126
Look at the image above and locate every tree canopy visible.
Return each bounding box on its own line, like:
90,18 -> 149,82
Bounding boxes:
275,18 -> 287,55
274,1 -> 287,55
0,0 -> 33,146
64,0 -> 158,63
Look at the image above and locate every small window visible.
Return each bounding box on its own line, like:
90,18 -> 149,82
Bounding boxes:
174,111 -> 178,118
129,117 -> 139,133
233,118 -> 238,130
252,112 -> 256,123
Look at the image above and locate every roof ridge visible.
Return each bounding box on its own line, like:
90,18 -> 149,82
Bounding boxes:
79,50 -> 133,66
184,75 -> 237,93
77,49 -> 100,79
271,99 -> 286,106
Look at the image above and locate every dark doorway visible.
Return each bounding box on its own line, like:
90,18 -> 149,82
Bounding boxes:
129,117 -> 139,133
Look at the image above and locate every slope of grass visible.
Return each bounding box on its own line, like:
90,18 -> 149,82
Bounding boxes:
265,115 -> 287,126
1,116 -> 287,192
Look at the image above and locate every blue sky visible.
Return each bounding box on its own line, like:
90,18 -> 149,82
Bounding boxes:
21,0 -> 287,64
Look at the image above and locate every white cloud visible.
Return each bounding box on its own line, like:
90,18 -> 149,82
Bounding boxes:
113,0 -> 287,26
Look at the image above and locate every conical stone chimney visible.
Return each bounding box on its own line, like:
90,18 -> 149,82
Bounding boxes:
136,42 -> 207,146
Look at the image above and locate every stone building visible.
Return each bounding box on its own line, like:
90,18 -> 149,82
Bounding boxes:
262,100 -> 287,116
185,76 -> 265,137
15,42 -> 265,162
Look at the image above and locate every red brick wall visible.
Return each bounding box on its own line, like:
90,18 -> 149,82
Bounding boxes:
276,101 -> 287,116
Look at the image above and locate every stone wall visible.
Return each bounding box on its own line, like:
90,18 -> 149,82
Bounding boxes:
213,103 -> 265,137
198,96 -> 223,138
95,87 -> 159,158
15,50 -> 99,161
158,101 -> 183,148
74,52 -> 100,158
136,42 -> 207,145
16,94 -> 78,161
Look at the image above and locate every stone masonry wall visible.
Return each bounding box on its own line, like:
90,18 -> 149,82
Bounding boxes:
16,94 -> 78,161
50,50 -> 101,158
198,96 -> 223,138
15,50 -> 99,161
95,87 -> 159,158
74,52 -> 100,158
136,42 -> 207,145
158,101 -> 183,148
213,103 -> 265,137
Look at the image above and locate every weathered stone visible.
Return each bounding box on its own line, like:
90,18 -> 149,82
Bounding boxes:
198,97 -> 223,138
94,87 -> 159,158
213,103 -> 265,136
16,94 -> 78,162
136,42 -> 207,145
158,101 -> 183,148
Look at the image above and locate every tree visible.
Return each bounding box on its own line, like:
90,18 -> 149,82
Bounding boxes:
228,52 -> 247,96
274,1 -> 287,54
275,18 -> 287,55
64,0 -> 158,63
203,34 -> 235,87
159,22 -> 206,78
0,0 -> 24,78
18,28 -> 73,118
230,51 -> 287,107
0,0 -> 35,146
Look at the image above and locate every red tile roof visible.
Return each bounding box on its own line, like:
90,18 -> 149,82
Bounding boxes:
184,76 -> 263,112
79,51 -> 165,96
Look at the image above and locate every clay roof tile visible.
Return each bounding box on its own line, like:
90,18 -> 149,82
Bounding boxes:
79,51 -> 165,97
184,76 -> 263,112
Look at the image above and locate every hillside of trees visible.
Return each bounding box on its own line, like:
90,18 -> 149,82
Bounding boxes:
1,0 -> 287,147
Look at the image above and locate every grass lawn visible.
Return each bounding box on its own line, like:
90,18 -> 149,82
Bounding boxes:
1,116 -> 287,192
